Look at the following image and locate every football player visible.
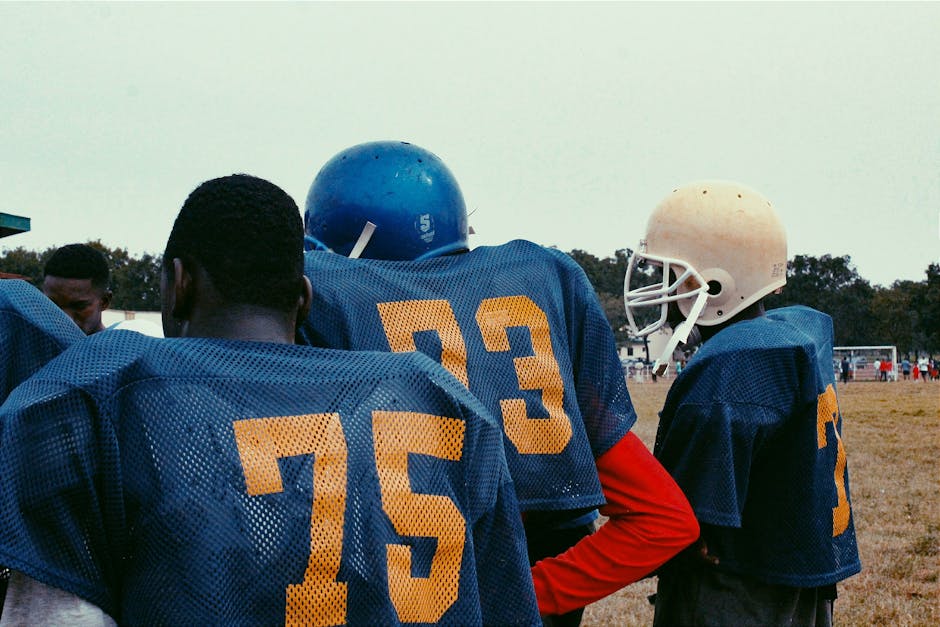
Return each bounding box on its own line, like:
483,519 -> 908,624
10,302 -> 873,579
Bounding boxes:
624,181 -> 862,625
0,174 -> 538,625
41,243 -> 113,335
0,279 -> 85,614
299,141 -> 699,625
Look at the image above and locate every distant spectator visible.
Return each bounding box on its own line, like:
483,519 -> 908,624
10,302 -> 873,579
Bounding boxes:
873,359 -> 881,382
901,357 -> 911,380
918,357 -> 929,382
879,358 -> 890,382
41,244 -> 112,335
840,356 -> 851,384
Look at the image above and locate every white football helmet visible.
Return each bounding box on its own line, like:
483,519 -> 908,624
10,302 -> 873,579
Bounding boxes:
624,180 -> 787,370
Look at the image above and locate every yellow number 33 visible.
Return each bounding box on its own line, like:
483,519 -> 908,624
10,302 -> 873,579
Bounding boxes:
377,296 -> 573,455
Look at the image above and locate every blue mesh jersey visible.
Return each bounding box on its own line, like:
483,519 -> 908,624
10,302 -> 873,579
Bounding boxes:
0,330 -> 539,626
654,305 -> 861,587
299,240 -> 636,512
0,279 -> 83,401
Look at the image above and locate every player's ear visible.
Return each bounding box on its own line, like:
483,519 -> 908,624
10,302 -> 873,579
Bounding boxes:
170,257 -> 195,322
101,289 -> 113,311
295,276 -> 312,330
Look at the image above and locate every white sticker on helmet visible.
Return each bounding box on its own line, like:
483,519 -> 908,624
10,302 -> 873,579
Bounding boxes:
348,221 -> 377,259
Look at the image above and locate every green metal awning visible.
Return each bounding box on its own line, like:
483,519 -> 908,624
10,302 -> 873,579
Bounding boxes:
0,213 -> 30,239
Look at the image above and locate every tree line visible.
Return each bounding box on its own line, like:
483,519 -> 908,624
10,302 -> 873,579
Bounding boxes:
569,248 -> 939,357
2,242 -> 937,356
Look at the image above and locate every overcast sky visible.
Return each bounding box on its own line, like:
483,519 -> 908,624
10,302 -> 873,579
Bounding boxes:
1,2 -> 937,287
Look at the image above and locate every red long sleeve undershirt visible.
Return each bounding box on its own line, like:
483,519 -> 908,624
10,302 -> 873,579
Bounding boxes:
529,431 -> 699,616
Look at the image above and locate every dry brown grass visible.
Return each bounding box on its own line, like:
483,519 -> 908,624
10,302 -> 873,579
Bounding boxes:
582,379 -> 940,626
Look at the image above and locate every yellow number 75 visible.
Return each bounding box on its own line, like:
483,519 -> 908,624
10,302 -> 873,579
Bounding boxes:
233,410 -> 466,626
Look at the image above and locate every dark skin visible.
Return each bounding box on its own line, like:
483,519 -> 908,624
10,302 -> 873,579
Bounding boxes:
41,275 -> 112,335
696,301 -> 766,342
160,257 -> 312,343
666,297 -> 767,568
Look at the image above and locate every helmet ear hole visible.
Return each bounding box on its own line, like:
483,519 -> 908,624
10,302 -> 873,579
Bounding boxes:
698,268 -> 736,312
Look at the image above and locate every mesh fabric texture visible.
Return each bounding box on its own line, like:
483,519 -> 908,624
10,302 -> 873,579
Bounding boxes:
0,331 -> 539,625
0,279 -> 85,603
654,306 -> 861,587
300,240 -> 635,512
0,279 -> 84,401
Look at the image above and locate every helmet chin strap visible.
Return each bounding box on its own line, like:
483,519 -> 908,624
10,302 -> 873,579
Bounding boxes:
348,222 -> 377,259
652,290 -> 708,376
681,325 -> 703,353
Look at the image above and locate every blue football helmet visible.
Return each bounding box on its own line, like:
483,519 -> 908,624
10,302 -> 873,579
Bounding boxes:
304,141 -> 469,260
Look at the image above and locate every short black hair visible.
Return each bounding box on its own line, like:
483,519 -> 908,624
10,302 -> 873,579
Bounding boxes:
43,244 -> 110,291
164,174 -> 304,313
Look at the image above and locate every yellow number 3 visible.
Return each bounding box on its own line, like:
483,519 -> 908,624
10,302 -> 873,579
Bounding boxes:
816,384 -> 851,536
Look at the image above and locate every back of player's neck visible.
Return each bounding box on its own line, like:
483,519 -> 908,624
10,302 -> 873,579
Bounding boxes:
701,302 -> 766,342
182,305 -> 296,344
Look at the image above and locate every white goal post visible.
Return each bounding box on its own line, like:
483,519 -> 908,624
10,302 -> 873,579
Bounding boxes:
833,345 -> 898,381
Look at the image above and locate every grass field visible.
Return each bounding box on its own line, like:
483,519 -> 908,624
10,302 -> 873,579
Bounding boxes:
581,379 -> 940,626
